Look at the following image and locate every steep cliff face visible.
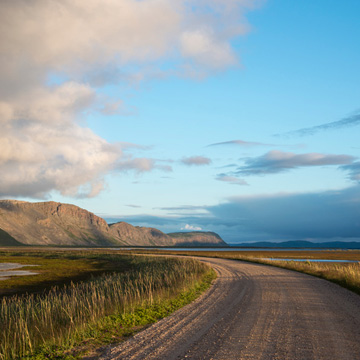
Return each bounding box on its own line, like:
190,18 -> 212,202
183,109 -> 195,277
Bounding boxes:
0,200 -> 226,247
0,200 -> 119,246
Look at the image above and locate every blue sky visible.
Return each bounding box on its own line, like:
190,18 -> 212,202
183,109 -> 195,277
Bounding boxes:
1,0 -> 359,243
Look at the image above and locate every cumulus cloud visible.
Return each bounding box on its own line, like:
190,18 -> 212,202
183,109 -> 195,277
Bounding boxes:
180,29 -> 236,69
181,156 -> 212,166
0,0 -> 256,198
277,110 -> 360,137
216,174 -> 248,185
0,124 -> 119,198
236,150 -> 356,176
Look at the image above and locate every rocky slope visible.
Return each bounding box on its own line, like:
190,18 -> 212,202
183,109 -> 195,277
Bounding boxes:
109,222 -> 176,246
0,200 -> 117,246
0,200 -> 226,247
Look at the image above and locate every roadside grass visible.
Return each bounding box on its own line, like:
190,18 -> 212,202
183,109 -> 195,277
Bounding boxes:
0,251 -> 215,360
239,257 -> 360,296
130,249 -> 360,296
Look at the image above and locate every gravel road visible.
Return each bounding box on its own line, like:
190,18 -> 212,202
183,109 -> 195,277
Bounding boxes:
95,257 -> 360,360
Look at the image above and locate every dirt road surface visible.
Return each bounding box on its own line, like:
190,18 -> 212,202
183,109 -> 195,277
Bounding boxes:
97,257 -> 360,360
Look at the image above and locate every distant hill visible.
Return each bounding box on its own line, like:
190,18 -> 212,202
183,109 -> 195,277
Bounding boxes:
230,240 -> 360,249
109,221 -> 176,246
0,200 -> 225,247
168,231 -> 227,247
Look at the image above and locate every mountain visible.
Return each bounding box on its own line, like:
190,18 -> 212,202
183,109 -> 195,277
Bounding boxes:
168,231 -> 227,247
0,200 -> 225,247
230,240 -> 360,249
109,222 -> 176,246
0,200 -> 118,246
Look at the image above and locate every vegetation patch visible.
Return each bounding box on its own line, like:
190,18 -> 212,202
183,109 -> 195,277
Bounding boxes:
134,249 -> 360,295
0,250 -> 215,359
0,250 -> 137,296
242,257 -> 360,296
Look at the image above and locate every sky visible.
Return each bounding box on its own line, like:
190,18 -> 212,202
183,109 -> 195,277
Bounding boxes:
1,0 -> 360,244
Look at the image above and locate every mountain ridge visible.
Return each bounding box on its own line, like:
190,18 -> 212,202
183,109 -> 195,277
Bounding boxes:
0,200 -> 226,247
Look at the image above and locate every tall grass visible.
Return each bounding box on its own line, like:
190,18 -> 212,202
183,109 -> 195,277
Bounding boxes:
207,253 -> 360,294
0,255 -> 211,359
145,249 -> 360,295
249,257 -> 360,294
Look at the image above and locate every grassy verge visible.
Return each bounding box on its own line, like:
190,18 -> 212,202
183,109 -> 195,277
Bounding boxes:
238,257 -> 360,295
129,249 -> 360,296
0,252 -> 215,360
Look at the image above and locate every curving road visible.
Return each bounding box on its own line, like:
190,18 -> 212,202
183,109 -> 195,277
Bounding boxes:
96,257 -> 360,360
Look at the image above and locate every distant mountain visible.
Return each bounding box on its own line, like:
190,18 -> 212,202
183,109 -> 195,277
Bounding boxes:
168,231 -> 228,247
109,221 -> 175,246
230,240 -> 360,249
0,200 -> 225,247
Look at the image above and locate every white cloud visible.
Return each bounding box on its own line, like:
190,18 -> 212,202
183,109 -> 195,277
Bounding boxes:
181,224 -> 203,231
0,0 -> 259,198
180,29 -> 236,69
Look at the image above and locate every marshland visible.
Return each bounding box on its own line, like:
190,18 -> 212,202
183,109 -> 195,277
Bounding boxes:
0,249 -> 215,359
2,247 -> 360,359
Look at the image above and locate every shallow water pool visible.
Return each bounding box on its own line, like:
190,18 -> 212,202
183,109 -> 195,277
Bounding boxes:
0,263 -> 38,280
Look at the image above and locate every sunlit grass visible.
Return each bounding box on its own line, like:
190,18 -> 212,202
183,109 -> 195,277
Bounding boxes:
243,257 -> 360,295
130,249 -> 360,296
0,252 -> 214,359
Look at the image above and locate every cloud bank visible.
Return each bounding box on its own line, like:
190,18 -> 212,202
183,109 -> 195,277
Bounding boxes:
209,186 -> 360,241
0,0 -> 256,198
114,186 -> 360,243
